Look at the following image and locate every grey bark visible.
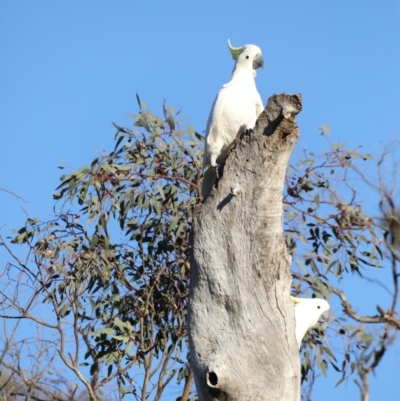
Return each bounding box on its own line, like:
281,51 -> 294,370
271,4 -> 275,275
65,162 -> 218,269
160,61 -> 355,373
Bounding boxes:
189,93 -> 302,401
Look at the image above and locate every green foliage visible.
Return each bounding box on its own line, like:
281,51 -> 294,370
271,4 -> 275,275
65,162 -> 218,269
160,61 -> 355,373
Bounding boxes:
285,143 -> 379,280
2,101 -> 393,400
283,138 -> 383,386
8,99 -> 203,399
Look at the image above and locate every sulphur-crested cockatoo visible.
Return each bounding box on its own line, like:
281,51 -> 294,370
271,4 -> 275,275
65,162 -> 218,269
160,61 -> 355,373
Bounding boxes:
201,39 -> 264,197
291,296 -> 330,349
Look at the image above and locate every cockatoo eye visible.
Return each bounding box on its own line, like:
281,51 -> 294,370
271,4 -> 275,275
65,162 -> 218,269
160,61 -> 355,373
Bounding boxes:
317,306 -> 321,309
246,55 -> 249,59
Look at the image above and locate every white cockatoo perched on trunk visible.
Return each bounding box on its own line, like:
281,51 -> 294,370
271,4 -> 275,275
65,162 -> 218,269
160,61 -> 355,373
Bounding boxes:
291,296 -> 330,349
201,39 -> 264,197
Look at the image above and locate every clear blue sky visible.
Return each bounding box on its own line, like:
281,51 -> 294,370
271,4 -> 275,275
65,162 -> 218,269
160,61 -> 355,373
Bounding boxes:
1,1 -> 399,400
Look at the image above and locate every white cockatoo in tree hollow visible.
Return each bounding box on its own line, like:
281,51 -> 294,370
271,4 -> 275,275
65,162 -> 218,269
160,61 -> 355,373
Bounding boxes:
201,39 -> 264,197
291,296 -> 330,349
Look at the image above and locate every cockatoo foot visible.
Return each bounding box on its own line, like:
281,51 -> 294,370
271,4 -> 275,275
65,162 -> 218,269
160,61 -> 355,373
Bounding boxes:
244,128 -> 254,137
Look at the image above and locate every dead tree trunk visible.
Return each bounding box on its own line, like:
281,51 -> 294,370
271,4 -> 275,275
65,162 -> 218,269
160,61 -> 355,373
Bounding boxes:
189,94 -> 303,401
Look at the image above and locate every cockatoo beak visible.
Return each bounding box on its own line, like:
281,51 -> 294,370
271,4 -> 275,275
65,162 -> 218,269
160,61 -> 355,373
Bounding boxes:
253,54 -> 264,69
318,311 -> 330,323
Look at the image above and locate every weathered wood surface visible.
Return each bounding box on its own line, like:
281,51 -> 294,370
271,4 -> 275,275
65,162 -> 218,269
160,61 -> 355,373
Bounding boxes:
189,94 -> 303,401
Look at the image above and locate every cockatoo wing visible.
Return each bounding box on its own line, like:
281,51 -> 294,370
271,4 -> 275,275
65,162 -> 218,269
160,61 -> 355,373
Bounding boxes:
255,93 -> 264,119
203,88 -> 227,169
